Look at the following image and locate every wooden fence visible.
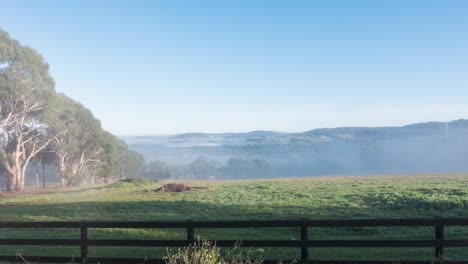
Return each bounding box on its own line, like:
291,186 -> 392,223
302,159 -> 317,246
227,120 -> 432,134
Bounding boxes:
0,218 -> 468,264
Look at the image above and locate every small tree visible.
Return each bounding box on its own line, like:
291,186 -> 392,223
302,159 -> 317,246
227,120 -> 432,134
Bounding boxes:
147,160 -> 172,179
187,157 -> 215,179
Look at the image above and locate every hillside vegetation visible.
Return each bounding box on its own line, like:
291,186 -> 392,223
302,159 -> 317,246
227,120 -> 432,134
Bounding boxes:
0,29 -> 145,192
0,174 -> 467,261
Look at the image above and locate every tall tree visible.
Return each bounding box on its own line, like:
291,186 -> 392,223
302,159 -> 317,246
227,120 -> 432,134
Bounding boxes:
0,29 -> 56,191
47,95 -> 145,186
1,29 -> 146,189
0,97 -> 56,191
46,94 -> 103,186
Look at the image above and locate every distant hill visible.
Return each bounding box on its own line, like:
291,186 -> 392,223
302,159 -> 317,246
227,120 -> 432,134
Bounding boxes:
123,119 -> 468,178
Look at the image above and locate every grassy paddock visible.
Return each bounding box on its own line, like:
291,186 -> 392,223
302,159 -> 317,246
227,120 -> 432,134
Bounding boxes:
0,173 -> 468,261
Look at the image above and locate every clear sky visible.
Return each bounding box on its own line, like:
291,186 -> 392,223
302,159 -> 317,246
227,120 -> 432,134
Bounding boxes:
1,0 -> 468,135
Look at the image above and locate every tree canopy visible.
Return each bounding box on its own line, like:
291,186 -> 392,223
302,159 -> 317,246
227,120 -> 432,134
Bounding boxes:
0,29 -> 145,191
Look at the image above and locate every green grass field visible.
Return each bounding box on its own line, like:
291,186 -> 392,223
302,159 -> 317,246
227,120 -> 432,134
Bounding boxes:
1,173 -> 468,262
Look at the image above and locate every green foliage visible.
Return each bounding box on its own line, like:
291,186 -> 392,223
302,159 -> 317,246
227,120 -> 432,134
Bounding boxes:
0,29 -> 55,99
1,28 -> 145,188
1,29 -> 57,191
114,139 -> 146,179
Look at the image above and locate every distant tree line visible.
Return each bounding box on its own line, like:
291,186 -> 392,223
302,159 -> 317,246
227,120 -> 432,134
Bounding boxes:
146,157 -> 271,180
0,29 -> 145,191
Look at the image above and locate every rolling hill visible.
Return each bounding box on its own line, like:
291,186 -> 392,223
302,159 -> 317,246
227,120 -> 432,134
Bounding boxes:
123,119 -> 468,178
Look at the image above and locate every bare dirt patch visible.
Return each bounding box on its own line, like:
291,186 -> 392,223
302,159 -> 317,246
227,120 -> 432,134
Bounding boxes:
154,183 -> 207,193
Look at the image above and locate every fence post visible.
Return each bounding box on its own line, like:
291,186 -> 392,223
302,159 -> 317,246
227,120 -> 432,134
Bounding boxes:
300,220 -> 309,260
435,225 -> 444,257
187,219 -> 195,243
80,225 -> 88,264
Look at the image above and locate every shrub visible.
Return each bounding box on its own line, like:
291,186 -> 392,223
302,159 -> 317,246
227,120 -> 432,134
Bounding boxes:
164,240 -> 269,264
106,178 -> 156,189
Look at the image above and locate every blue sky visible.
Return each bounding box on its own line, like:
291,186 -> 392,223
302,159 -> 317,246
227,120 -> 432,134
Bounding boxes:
1,0 -> 468,135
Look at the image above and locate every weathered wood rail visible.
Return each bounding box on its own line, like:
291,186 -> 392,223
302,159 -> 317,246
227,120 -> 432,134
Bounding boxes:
0,218 -> 467,264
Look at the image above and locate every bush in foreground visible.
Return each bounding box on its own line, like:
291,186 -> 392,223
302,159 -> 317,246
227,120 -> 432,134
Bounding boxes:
164,240 -> 274,264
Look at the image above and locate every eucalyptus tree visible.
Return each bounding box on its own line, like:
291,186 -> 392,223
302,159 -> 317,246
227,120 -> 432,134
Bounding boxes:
0,29 -> 57,191
48,94 -> 146,186
94,131 -> 146,182
114,139 -> 146,179
1,29 -> 147,190
46,93 -> 105,186
96,131 -> 120,182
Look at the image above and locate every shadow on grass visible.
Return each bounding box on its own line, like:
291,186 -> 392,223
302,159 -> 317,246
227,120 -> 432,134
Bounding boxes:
1,198 -> 466,222
0,200 -> 467,261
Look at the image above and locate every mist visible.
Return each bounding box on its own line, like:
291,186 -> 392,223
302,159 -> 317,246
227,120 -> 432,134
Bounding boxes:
124,119 -> 468,179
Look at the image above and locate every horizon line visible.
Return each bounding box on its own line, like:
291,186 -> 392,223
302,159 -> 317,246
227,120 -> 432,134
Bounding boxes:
118,118 -> 465,138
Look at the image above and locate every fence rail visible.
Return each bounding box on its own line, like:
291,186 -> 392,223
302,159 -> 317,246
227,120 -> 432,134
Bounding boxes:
0,218 -> 467,264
